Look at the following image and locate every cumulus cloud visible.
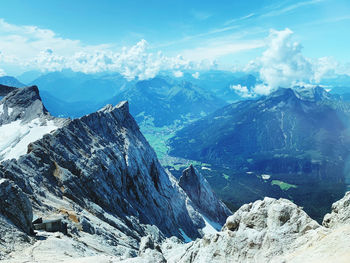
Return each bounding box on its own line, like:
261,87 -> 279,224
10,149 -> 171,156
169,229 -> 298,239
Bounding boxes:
244,28 -> 350,96
230,84 -> 254,98
173,70 -> 184,78
245,28 -> 313,95
0,19 -> 213,80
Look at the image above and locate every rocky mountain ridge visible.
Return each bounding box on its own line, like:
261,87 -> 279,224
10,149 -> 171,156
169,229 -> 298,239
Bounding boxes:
0,85 -> 230,261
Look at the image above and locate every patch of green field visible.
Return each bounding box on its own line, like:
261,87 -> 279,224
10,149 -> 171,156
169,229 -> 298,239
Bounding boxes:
271,180 -> 297,191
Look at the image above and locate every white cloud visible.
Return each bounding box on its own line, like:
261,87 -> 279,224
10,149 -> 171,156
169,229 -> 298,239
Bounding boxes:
248,28 -> 313,93
230,84 -> 255,98
173,71 -> 184,78
0,19 -> 214,80
243,28 -> 350,96
0,68 -> 6,77
192,72 -> 200,79
243,28 -> 348,96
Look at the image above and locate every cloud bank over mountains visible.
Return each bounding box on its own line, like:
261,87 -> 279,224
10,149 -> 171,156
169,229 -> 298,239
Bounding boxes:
0,18 -> 349,90
232,28 -> 350,97
0,19 -> 207,80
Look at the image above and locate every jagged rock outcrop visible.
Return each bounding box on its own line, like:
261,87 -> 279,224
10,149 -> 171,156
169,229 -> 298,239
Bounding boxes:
165,197 -> 322,263
0,178 -> 33,234
0,85 -> 49,125
0,179 -> 34,259
323,191 -> 350,228
0,86 -> 221,261
179,165 -> 231,226
117,192 -> 350,263
0,84 -> 17,97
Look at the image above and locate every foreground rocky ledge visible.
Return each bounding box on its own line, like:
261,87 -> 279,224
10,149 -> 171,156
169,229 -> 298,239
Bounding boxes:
125,194 -> 350,263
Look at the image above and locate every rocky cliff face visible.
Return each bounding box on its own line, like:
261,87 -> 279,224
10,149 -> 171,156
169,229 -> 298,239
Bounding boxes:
0,86 -> 230,261
0,179 -> 34,259
179,165 -> 231,226
0,84 -> 17,97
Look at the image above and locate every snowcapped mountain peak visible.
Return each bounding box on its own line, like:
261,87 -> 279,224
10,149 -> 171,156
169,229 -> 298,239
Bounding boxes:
0,86 -> 67,162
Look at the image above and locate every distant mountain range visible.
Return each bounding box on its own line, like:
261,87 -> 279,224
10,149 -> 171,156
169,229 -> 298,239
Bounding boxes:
0,76 -> 26,88
1,72 -> 231,126
107,77 -> 227,126
169,86 -> 350,176
168,86 -> 350,221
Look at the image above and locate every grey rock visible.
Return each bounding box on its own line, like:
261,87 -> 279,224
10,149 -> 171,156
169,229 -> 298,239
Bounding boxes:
0,84 -> 17,97
323,191 -> 350,228
0,179 -> 34,260
0,178 -> 33,234
179,165 -> 231,225
0,85 -> 49,125
167,197 -> 321,263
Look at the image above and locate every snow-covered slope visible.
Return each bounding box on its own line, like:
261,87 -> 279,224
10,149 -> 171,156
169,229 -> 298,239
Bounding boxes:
0,86 -> 67,162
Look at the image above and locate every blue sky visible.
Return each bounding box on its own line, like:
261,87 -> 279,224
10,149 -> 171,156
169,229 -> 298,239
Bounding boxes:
0,0 -> 350,81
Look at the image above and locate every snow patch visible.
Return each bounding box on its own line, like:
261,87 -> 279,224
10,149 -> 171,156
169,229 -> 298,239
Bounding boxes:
0,104 -> 3,115
179,228 -> 192,243
202,215 -> 221,235
201,166 -> 211,171
262,174 -> 271,180
7,107 -> 13,115
0,118 -> 59,161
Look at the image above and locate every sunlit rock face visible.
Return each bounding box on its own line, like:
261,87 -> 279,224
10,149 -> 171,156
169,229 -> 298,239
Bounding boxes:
179,165 -> 231,226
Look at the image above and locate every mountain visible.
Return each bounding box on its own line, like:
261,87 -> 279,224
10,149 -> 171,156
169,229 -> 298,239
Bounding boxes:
16,70 -> 42,84
108,77 -> 227,127
30,70 -> 131,103
0,86 -> 67,161
0,86 -> 230,260
178,70 -> 260,103
169,86 -> 350,176
2,85 -> 350,262
0,76 -> 26,88
169,87 -> 350,221
30,73 -> 226,127
179,165 -> 231,226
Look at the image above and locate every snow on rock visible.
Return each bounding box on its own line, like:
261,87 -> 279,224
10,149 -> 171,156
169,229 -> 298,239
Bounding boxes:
0,118 -> 59,161
0,86 -> 67,162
